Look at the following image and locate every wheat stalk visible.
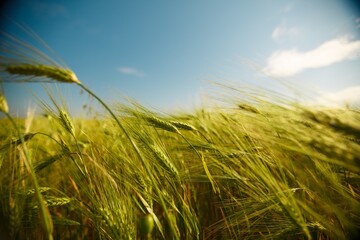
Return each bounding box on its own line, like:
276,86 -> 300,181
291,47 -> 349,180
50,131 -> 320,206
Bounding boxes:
144,115 -> 202,160
59,110 -> 75,136
21,187 -> 51,196
148,143 -> 179,178
5,64 -> 80,84
238,104 -> 260,114
169,120 -> 197,131
32,196 -> 71,209
145,115 -> 178,133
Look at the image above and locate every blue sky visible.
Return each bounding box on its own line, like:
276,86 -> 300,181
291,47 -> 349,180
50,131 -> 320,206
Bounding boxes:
1,0 -> 360,116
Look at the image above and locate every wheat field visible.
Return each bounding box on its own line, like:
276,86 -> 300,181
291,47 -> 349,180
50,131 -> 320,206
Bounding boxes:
0,31 -> 359,240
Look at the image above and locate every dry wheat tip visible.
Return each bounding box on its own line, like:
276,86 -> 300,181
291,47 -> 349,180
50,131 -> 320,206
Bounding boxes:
5,64 -> 81,84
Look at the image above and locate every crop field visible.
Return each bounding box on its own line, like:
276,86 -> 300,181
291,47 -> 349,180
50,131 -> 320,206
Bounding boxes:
0,32 -> 360,240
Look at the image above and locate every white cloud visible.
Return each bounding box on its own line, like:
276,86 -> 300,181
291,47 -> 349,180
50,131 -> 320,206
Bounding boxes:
272,25 -> 299,41
264,36 -> 360,77
117,67 -> 144,77
315,86 -> 360,107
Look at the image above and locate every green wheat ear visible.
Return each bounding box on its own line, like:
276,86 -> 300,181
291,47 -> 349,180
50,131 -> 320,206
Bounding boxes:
5,64 -> 80,84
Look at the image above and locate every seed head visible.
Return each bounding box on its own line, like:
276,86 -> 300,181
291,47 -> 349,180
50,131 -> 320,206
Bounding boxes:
59,110 -> 75,136
145,115 -> 178,133
6,64 -> 80,84
169,120 -> 197,131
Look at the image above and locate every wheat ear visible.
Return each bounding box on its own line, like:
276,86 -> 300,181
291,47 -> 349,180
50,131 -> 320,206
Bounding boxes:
6,64 -> 80,84
169,120 -> 197,131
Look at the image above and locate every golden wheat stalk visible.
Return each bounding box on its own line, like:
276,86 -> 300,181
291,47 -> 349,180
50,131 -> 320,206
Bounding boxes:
5,64 -> 80,84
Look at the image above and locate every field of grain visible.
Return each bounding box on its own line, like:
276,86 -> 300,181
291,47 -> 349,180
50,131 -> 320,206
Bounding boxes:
0,32 -> 359,240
